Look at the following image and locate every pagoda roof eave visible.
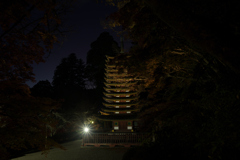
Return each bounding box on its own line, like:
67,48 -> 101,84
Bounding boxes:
97,115 -> 139,121
105,77 -> 134,81
103,96 -> 139,101
105,73 -> 128,76
105,64 -> 116,67
105,69 -> 119,72
103,92 -> 137,96
105,64 -> 124,68
103,102 -> 138,107
104,82 -> 137,86
104,87 -> 132,91
105,55 -> 115,58
101,108 -> 140,112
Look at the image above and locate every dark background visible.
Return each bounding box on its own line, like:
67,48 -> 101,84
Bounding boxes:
26,0 -> 120,87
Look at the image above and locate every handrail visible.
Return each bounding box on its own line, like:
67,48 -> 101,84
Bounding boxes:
83,132 -> 149,145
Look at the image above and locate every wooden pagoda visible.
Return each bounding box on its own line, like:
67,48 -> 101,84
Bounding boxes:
98,55 -> 140,132
82,40 -> 148,147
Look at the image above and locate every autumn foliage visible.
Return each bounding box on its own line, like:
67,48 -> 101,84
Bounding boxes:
107,0 -> 240,159
0,0 -> 73,159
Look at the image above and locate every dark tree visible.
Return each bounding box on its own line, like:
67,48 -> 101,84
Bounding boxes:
0,0 -> 74,83
52,53 -> 86,99
85,32 -> 120,113
86,32 -> 120,90
52,53 -> 86,117
107,0 -> 240,73
31,80 -> 53,98
51,53 -> 92,139
106,1 -> 240,160
0,0 -> 72,158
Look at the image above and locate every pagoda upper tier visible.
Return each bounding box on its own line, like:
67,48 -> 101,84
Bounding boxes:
103,96 -> 138,102
104,81 -> 137,86
102,102 -> 138,108
99,55 -> 140,122
104,77 -> 134,82
103,91 -> 137,97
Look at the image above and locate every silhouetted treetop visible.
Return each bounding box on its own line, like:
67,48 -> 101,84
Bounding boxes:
52,53 -> 86,99
31,80 -> 53,98
0,0 -> 74,83
0,1 -> 72,158
86,32 -> 120,90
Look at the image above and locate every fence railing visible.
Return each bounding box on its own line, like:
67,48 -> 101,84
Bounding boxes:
82,132 -> 149,147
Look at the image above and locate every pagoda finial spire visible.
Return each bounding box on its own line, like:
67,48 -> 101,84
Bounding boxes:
120,35 -> 124,54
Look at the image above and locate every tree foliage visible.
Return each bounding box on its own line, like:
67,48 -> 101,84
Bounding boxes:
51,53 -> 88,137
85,32 -> 120,114
52,53 -> 86,99
86,32 -> 120,90
31,80 -> 54,98
0,0 -> 73,83
107,0 -> 240,73
0,81 -> 64,159
107,0 -> 240,159
0,0 -> 73,158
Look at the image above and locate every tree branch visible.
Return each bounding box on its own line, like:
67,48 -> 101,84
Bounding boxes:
0,5 -> 36,39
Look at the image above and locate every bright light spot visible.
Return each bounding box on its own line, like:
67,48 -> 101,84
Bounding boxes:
84,127 -> 89,132
91,121 -> 94,124
127,126 -> 132,130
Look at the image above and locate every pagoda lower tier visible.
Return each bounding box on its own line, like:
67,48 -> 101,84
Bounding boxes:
97,114 -> 139,132
102,102 -> 138,107
98,114 -> 138,121
101,107 -> 140,113
103,91 -> 137,97
103,87 -> 133,92
103,96 -> 138,102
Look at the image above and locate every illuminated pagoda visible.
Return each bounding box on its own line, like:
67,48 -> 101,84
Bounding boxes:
98,54 -> 140,132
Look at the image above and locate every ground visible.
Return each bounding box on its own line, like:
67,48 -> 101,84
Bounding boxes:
12,140 -> 129,160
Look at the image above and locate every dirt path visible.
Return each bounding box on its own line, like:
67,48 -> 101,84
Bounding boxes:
12,140 -> 129,160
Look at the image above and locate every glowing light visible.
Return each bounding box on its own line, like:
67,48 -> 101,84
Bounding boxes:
127,126 -> 132,130
114,126 -> 119,130
84,127 -> 89,132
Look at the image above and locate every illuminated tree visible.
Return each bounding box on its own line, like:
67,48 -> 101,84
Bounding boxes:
107,0 -> 240,73
106,0 -> 240,159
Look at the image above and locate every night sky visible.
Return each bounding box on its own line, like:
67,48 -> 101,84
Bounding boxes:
27,0 -> 120,87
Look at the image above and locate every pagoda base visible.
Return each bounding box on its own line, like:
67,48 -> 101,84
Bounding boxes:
82,132 -> 148,147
